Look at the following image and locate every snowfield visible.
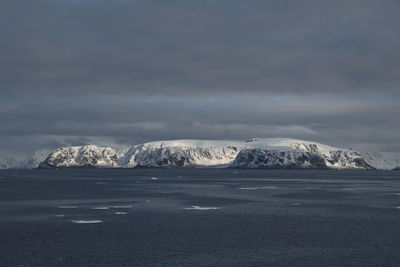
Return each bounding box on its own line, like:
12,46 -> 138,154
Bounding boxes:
36,138 -> 375,169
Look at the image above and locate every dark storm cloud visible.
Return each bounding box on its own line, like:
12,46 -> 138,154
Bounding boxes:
1,0 -> 400,163
1,0 -> 400,97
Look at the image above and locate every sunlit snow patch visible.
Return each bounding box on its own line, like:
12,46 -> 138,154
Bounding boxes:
71,220 -> 103,224
91,206 -> 109,210
57,205 -> 78,209
183,206 -> 221,210
151,177 -> 158,180
55,214 -> 65,217
115,212 -> 127,215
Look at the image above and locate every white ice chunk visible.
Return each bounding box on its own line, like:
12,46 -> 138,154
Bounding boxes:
183,206 -> 221,210
71,220 -> 103,224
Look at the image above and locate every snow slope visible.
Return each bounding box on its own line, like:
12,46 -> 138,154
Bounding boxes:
39,145 -> 118,168
118,140 -> 243,168
357,150 -> 400,170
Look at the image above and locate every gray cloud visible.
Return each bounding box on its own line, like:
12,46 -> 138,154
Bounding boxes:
1,0 -> 400,97
0,0 -> 400,162
1,96 -> 399,158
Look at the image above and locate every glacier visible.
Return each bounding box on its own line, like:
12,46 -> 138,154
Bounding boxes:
36,138 -> 375,169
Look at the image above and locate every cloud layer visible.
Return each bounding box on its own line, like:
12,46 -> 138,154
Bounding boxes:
0,0 -> 399,162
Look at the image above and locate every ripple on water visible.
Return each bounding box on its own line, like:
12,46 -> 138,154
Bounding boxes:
57,206 -> 78,209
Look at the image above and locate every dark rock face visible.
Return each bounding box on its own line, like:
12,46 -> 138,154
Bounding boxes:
327,150 -> 375,169
135,148 -> 188,167
233,149 -> 329,169
233,147 -> 375,170
392,167 -> 400,171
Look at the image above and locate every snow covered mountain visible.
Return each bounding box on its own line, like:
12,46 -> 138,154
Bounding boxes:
233,146 -> 373,169
357,150 -> 400,170
19,150 -> 52,169
0,158 -> 20,170
39,145 -> 118,168
118,140 -> 242,168
38,138 -> 375,169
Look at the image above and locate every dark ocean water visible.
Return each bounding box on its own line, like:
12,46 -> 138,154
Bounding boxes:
0,169 -> 400,267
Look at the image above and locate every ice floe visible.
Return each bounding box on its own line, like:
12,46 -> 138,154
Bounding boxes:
71,220 -> 103,224
183,206 -> 221,210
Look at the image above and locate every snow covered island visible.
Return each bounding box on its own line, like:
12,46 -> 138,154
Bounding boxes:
38,138 -> 374,170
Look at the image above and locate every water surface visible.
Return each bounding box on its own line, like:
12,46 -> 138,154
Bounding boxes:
0,169 -> 399,266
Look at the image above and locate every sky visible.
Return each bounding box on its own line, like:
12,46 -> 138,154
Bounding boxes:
1,0 -> 400,164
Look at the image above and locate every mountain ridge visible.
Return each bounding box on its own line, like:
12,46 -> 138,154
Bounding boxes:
36,138 -> 375,170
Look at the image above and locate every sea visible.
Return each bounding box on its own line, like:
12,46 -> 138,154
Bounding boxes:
0,168 -> 399,266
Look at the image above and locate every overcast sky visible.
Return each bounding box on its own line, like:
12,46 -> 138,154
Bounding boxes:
1,0 -> 400,163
